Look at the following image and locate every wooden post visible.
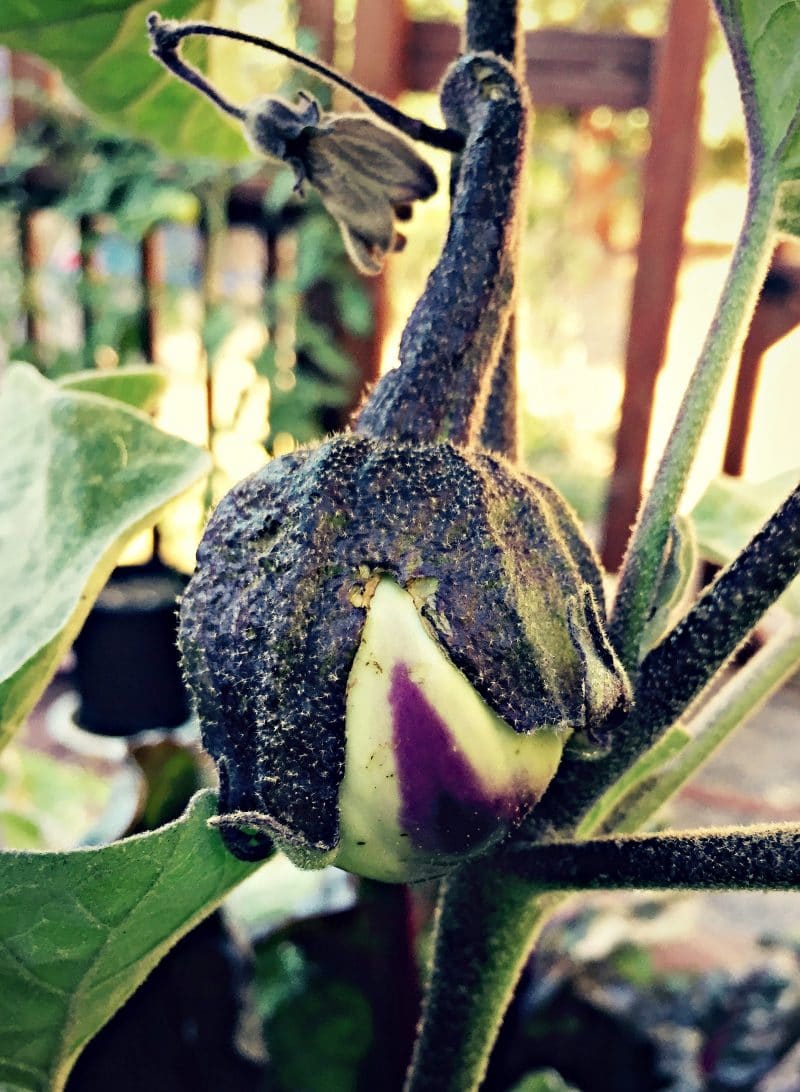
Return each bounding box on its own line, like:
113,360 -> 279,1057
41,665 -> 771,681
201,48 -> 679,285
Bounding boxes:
600,0 -> 710,571
723,250 -> 800,476
11,53 -> 60,356
139,228 -> 164,364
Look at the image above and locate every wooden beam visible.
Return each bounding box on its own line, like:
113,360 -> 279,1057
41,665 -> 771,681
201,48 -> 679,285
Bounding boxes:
601,0 -> 710,571
404,21 -> 654,110
723,251 -> 800,476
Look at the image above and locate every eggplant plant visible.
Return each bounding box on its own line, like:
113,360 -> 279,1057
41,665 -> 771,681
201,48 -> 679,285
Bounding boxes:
0,1 -> 799,1090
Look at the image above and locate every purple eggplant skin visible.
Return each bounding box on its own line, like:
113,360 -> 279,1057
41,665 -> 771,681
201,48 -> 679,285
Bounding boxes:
179,434 -> 631,880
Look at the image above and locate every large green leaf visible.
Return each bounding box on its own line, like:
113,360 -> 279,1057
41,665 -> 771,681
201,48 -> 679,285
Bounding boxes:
0,0 -> 247,161
0,363 -> 211,743
0,790 -> 261,1091
714,2 -> 800,232
56,365 -> 168,412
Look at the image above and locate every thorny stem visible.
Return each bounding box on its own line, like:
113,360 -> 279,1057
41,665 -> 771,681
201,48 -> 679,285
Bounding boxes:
504,823 -> 800,891
609,167 -> 779,676
146,12 -> 463,153
535,480 -> 800,834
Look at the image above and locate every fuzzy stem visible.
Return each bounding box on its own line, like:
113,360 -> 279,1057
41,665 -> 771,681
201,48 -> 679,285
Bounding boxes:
405,857 -> 562,1092
466,0 -> 522,65
536,479 -> 800,834
147,11 -> 463,152
505,822 -> 800,891
633,481 -> 800,736
601,622 -> 800,834
609,168 -> 778,675
199,184 -> 227,520
467,1 -> 523,461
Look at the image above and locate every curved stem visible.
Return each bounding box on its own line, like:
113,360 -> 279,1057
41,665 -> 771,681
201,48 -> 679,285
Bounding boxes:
356,54 -> 526,446
147,12 -> 463,152
405,857 -> 563,1092
609,167 -> 778,675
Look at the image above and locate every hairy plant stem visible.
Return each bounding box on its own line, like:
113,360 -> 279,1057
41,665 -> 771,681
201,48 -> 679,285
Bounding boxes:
609,168 -> 779,676
599,622 -> 800,834
405,858 -> 563,1092
467,0 -> 522,461
504,822 -> 800,891
465,0 -> 522,64
147,12 -> 463,151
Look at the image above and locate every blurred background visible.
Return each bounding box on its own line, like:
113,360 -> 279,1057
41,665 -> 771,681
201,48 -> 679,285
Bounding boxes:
2,3 -> 800,1090
2,0 -> 798,572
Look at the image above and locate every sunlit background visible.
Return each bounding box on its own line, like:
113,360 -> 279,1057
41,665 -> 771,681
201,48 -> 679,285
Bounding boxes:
1,0 -> 797,582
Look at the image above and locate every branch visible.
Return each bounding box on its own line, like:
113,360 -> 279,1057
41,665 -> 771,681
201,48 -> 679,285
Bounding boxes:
404,857 -> 563,1092
609,169 -> 778,675
478,320 -> 520,460
467,0 -> 522,461
504,823 -> 800,891
637,479 -> 800,728
465,0 -> 522,64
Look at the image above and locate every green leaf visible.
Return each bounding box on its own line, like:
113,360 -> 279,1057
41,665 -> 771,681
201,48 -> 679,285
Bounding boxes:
57,366 -> 168,412
0,1 -> 248,161
508,1071 -> 579,1092
714,1 -> 800,229
0,745 -> 112,850
690,470 -> 800,614
0,790 -> 261,1091
777,178 -> 800,236
0,364 -> 211,744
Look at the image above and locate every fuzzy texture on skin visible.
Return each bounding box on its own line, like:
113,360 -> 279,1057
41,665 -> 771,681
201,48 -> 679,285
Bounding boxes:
179,434 -> 630,864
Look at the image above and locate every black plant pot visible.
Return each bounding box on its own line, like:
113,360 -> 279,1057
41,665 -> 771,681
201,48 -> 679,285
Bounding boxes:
73,560 -> 191,736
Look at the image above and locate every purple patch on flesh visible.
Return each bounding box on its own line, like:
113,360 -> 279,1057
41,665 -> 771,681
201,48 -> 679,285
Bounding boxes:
390,663 -> 524,856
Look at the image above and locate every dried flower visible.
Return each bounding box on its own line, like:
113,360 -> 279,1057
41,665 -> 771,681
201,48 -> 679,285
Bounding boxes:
244,92 -> 437,274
